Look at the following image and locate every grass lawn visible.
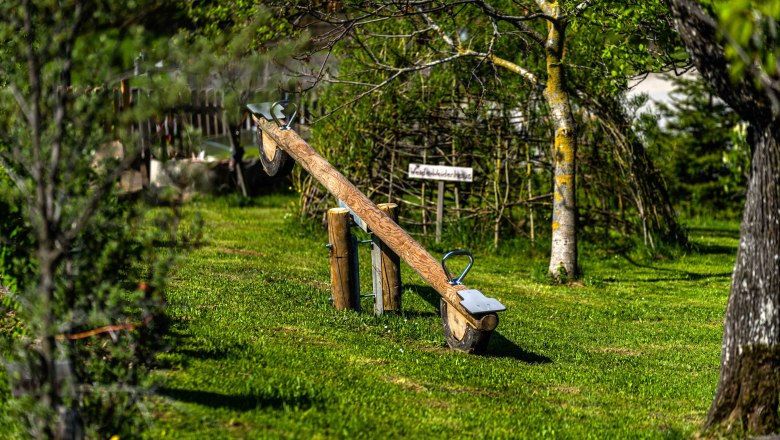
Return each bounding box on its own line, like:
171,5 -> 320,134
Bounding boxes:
135,194 -> 737,439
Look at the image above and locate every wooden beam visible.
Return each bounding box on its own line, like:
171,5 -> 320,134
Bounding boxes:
256,117 -> 497,332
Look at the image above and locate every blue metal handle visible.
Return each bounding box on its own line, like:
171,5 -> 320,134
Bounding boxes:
442,249 -> 473,285
271,101 -> 298,130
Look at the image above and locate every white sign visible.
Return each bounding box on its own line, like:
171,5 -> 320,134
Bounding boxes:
408,163 -> 473,182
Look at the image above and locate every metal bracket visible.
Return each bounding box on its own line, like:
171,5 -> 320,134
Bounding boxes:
338,199 -> 368,232
457,289 -> 506,314
442,249 -> 473,285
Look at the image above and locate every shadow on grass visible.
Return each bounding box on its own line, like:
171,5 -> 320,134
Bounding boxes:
409,284 -> 551,364
156,324 -> 250,369
617,253 -> 732,282
484,332 -> 552,364
399,310 -> 438,319
689,243 -> 738,255
688,226 -> 740,238
407,284 -> 444,310
158,387 -> 319,412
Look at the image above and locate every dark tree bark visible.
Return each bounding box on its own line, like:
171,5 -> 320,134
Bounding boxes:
666,0 -> 780,434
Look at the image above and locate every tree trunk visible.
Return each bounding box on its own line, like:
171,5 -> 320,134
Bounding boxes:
226,119 -> 248,197
39,253 -> 58,439
544,16 -> 578,279
666,0 -> 780,434
704,123 -> 780,434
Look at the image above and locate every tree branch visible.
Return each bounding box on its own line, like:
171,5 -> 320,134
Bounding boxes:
665,0 -> 776,121
418,7 -> 540,87
470,0 -> 547,44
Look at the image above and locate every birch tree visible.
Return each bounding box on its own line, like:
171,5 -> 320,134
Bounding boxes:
295,0 -> 689,278
297,1 -> 589,278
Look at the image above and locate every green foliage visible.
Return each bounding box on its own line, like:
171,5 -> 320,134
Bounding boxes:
569,1 -> 684,92
301,0 -> 689,251
166,5 -> 306,126
139,195 -> 734,438
638,74 -> 747,217
178,0 -> 293,45
0,0 -> 199,437
301,6 -> 552,246
0,169 -> 33,295
713,0 -> 780,83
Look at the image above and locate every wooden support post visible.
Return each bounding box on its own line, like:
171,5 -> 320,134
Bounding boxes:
328,208 -> 359,311
377,203 -> 401,311
120,79 -> 131,112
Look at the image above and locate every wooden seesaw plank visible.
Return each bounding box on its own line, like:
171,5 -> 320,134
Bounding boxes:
254,116 -> 498,332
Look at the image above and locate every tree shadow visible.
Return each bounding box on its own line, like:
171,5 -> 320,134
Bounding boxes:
157,387 -> 319,412
689,243 -> 738,255
617,252 -> 732,281
688,226 -> 740,238
155,324 -> 250,369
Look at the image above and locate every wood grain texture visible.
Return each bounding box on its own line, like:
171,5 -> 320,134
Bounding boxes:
256,117 -> 497,331
328,208 -> 357,311
378,203 -> 401,311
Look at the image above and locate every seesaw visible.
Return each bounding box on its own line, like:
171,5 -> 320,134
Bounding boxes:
248,102 -> 505,353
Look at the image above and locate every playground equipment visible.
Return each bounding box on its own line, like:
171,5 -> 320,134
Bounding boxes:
247,102 -> 505,353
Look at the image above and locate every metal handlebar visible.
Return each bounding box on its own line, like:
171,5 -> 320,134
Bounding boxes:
271,101 -> 298,130
442,249 -> 473,286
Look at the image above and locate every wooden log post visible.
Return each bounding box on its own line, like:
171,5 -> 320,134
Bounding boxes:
328,208 -> 359,311
376,203 -> 401,312
256,117 -> 497,332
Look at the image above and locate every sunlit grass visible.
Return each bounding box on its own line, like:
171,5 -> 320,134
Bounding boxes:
141,194 -> 736,438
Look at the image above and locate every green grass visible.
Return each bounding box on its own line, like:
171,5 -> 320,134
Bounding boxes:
0,195 -> 737,438
134,194 -> 738,439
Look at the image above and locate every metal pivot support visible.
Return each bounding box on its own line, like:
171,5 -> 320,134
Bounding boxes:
335,200 -> 401,316
442,249 -> 474,286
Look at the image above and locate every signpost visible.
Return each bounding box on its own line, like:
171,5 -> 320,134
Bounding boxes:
408,163 -> 473,243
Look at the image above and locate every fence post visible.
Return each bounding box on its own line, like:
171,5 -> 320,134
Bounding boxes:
328,208 -> 359,311
376,203 -> 401,312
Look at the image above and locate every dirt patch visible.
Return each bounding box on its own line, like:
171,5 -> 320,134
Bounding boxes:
272,325 -> 301,335
388,376 -> 428,393
219,248 -> 266,258
552,386 -> 581,395
416,344 -> 451,355
592,347 -> 642,356
439,384 -> 498,398
351,356 -> 388,366
422,399 -> 451,409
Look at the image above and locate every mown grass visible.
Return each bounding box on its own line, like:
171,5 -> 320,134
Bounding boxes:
132,194 -> 737,439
